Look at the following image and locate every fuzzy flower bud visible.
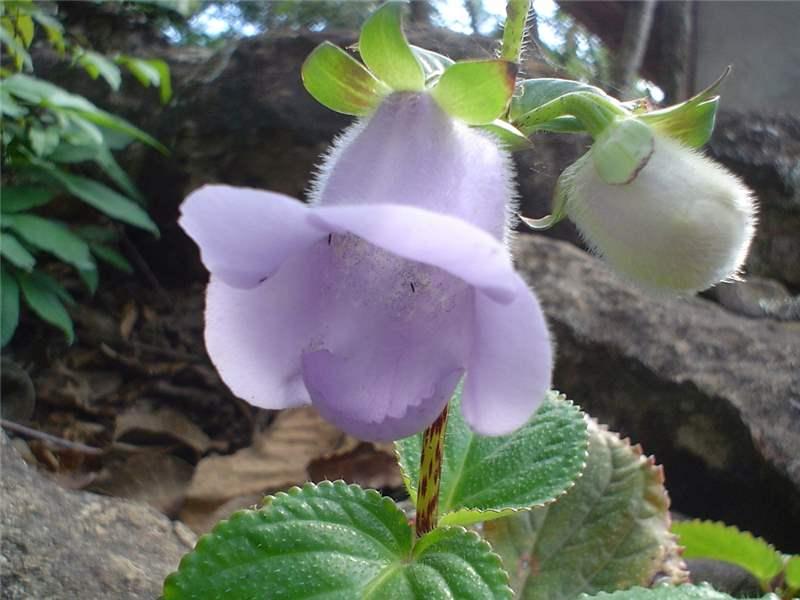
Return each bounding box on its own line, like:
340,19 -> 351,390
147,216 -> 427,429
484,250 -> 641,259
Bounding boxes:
562,132 -> 756,293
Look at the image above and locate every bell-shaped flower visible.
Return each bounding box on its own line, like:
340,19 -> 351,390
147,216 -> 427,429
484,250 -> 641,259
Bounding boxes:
557,131 -> 756,294
179,92 -> 552,442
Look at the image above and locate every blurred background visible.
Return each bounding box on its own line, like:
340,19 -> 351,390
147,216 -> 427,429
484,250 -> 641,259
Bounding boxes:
2,1 -> 798,595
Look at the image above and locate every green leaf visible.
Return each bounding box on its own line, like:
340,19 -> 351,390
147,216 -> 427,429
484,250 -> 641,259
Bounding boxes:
88,242 -> 132,273
76,49 -> 122,91
1,265 -> 20,346
163,480 -> 512,600
358,2 -> 424,92
78,261 -> 98,294
3,213 -> 94,271
410,45 -> 454,82
579,583 -> 778,599
17,270 -> 74,343
32,162 -> 159,234
28,124 -> 60,156
0,24 -> 32,70
147,58 -> 172,103
639,67 -> 729,148
671,520 -> 783,586
510,78 -> 611,122
431,60 -> 516,125
591,118 -> 655,185
785,555 -> 800,589
32,11 -> 65,53
117,55 -> 161,87
396,390 -> 588,527
3,74 -> 167,152
0,231 -> 36,271
302,41 -> 390,116
478,119 -> 532,152
1,88 -> 27,117
483,421 -> 678,599
1,185 -> 56,212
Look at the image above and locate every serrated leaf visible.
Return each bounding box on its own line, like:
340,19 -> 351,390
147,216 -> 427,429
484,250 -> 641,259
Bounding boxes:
431,60 -> 516,125
785,555 -> 800,589
0,231 -> 36,271
17,270 -> 73,343
510,78 -> 610,122
580,583 -> 778,599
671,520 -> 783,586
396,390 -> 587,527
359,2 -> 424,92
163,480 -> 512,600
1,265 -> 20,346
302,41 -> 389,116
32,161 -> 158,234
484,421 -> 678,598
76,49 -> 122,91
1,185 -> 56,212
3,213 -> 94,270
591,117 -> 655,185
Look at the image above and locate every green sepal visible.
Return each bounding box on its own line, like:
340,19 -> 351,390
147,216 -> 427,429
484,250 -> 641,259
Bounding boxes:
510,78 -> 610,122
639,67 -> 729,148
163,480 -> 512,600
671,520 -> 783,587
302,41 -> 390,116
579,583 -> 779,599
1,265 -> 20,347
478,119 -> 532,151
591,117 -> 654,185
358,2 -> 424,92
431,60 -> 516,125
484,420 -> 680,599
17,270 -> 74,343
410,45 -> 454,83
396,390 -> 588,527
520,153 -> 587,230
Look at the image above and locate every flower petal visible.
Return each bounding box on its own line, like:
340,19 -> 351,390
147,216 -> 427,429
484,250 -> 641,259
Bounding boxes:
461,274 -> 553,436
308,204 -> 517,303
180,185 -> 326,289
204,242 -> 332,409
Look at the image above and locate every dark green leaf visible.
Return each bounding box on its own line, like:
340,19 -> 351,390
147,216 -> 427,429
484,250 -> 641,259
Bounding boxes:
1,265 -> 20,346
164,481 -> 512,600
431,60 -> 516,125
483,421 -> 678,599
89,242 -> 132,273
3,213 -> 94,270
1,185 -> 56,212
396,390 -> 588,527
671,521 -> 783,586
358,2 -> 424,91
0,231 -> 36,271
33,162 -> 158,234
17,270 -> 74,343
78,261 -> 98,294
509,78 -> 610,122
302,41 -> 389,116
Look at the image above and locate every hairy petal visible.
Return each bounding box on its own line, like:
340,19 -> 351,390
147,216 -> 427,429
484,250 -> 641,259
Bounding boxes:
180,185 -> 325,289
461,274 -> 553,436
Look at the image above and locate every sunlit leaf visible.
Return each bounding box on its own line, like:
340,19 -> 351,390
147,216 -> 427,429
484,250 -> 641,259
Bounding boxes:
358,1 -> 424,91
76,49 -> 122,91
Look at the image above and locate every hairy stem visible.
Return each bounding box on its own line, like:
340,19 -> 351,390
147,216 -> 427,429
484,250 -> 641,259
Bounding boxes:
501,0 -> 531,63
414,404 -> 449,537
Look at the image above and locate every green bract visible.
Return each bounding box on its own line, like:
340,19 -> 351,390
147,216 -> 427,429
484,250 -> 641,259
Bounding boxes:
163,481 -> 513,600
396,390 -> 588,527
301,2 -> 515,126
591,117 -> 655,185
484,421 -> 678,599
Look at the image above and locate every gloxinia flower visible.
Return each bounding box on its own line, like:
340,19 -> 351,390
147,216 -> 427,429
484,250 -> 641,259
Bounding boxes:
180,92 -> 552,442
562,132 -> 756,293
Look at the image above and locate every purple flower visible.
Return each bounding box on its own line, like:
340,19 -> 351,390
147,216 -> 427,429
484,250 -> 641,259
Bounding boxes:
180,93 -> 552,441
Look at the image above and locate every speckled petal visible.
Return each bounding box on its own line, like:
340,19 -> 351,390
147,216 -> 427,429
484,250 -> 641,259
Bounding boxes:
461,273 -> 553,436
180,185 -> 325,289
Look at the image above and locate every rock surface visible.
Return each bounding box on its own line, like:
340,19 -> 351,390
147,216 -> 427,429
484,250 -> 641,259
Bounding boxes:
0,434 -> 196,599
515,234 -> 800,552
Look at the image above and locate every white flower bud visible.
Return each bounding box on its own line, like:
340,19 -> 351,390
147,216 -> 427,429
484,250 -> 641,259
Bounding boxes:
564,133 -> 756,293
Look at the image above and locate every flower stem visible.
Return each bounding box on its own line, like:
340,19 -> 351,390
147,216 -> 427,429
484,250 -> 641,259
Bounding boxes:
414,404 -> 449,537
501,0 -> 531,64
